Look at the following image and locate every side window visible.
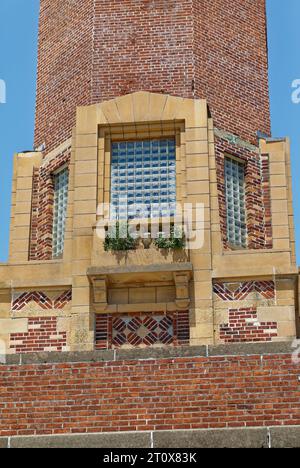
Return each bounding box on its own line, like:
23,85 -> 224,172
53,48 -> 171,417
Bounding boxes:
52,167 -> 69,258
225,157 -> 247,248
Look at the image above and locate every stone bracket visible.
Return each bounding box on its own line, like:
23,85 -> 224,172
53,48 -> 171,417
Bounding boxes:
90,275 -> 108,312
174,272 -> 192,310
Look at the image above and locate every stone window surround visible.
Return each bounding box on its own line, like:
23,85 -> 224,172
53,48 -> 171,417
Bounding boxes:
97,120 -> 186,221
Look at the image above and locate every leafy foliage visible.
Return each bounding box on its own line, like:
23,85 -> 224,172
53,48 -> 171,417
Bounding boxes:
104,222 -> 137,252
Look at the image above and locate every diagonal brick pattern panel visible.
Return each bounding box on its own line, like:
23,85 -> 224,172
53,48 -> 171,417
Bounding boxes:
213,281 -> 275,302
95,311 -> 190,350
12,290 -> 72,311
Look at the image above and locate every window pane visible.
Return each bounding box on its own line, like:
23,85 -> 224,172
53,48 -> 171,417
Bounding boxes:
52,168 -> 69,258
111,139 -> 176,219
225,157 -> 247,248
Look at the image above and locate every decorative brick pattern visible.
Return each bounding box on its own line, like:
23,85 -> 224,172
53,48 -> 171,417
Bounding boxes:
213,281 -> 275,302
0,352 -> 299,436
35,0 -> 270,154
95,311 -> 190,350
10,317 -> 67,354
215,137 -> 273,250
220,308 -> 278,343
29,149 -> 71,260
12,290 -> 72,312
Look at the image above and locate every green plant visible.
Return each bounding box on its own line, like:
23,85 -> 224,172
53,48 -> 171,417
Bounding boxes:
154,225 -> 185,250
104,222 -> 137,252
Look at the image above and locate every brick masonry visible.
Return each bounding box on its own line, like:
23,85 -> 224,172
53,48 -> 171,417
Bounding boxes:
12,290 -> 72,311
213,281 -> 275,302
219,308 -> 278,344
35,0 -> 270,154
0,345 -> 299,437
10,317 -> 67,354
95,311 -> 190,350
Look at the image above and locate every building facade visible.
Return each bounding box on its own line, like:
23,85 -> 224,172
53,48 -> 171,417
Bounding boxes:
0,0 -> 298,355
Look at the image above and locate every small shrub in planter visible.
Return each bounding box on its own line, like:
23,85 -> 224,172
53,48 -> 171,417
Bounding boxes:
154,225 -> 185,250
104,222 -> 137,252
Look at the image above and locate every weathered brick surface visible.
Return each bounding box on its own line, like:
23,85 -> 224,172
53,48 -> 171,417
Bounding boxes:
35,0 -> 270,153
219,308 -> 278,344
34,0 -> 94,153
10,317 -> 67,354
0,352 -> 299,436
193,0 -> 270,144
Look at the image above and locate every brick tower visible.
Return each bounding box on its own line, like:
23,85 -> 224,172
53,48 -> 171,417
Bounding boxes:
35,0 -> 270,153
0,0 -> 300,448
0,0 -> 298,355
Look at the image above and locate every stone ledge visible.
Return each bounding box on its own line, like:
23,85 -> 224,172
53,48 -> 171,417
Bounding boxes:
0,426 -> 299,448
0,341 -> 295,366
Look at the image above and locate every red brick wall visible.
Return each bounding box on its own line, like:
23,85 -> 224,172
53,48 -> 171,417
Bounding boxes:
219,308 -> 278,344
35,0 -> 270,154
193,0 -> 270,144
10,317 -> 67,354
0,352 -> 299,436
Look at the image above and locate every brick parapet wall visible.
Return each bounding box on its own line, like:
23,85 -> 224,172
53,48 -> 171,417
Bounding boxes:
0,343 -> 299,437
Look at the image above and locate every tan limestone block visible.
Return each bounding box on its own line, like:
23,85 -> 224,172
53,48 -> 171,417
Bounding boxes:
108,289 -> 129,305
257,306 -> 295,323
74,173 -> 97,188
74,187 -> 97,201
156,286 -> 176,303
273,239 -> 290,250
148,93 -> 168,121
186,154 -> 209,168
76,133 -> 98,148
76,160 -> 98,175
0,318 -> 28,335
187,181 -> 210,195
73,214 -> 96,230
72,287 -> 91,307
129,287 -> 156,304
277,321 -> 296,338
76,147 -> 98,162
76,105 -> 98,134
187,167 -> 209,181
186,128 -> 208,141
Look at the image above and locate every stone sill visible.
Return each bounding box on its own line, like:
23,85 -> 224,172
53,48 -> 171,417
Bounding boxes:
0,341 -> 295,366
222,248 -> 292,256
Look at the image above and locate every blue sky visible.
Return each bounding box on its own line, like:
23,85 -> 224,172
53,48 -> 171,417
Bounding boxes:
0,0 -> 299,262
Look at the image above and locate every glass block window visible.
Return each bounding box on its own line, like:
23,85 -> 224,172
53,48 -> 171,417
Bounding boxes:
52,167 -> 69,258
225,157 -> 247,248
111,139 -> 176,219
